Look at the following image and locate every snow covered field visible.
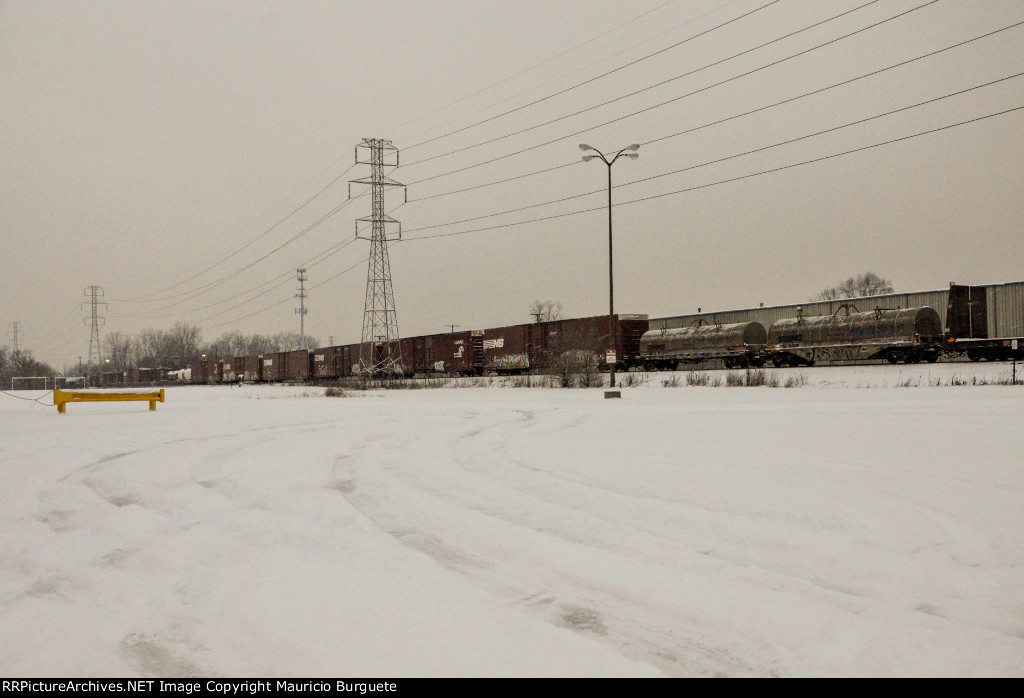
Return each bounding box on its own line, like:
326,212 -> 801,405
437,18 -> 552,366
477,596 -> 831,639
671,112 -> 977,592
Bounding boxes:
2,362 -> 1023,677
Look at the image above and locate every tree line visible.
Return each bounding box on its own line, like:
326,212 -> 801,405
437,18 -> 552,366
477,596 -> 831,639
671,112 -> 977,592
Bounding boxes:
0,346 -> 56,386
99,322 -> 319,372
3,321 -> 319,381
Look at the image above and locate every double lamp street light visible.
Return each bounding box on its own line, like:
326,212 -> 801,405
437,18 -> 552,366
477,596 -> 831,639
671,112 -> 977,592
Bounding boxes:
579,142 -> 639,390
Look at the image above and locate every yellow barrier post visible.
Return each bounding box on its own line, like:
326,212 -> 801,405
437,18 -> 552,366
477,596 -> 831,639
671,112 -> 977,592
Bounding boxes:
53,389 -> 165,414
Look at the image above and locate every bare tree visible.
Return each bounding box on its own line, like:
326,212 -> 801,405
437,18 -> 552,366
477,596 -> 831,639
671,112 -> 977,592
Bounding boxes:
103,331 -> 137,371
167,321 -> 203,366
530,299 -> 563,322
2,348 -> 54,380
814,272 -> 894,301
270,331 -> 303,352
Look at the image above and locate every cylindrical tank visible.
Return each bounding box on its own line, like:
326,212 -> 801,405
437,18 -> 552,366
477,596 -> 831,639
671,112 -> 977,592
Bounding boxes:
641,321 -> 767,355
768,307 -> 942,346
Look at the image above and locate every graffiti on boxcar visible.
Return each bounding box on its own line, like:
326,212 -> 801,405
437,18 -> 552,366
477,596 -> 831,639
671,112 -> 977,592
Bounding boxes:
494,353 -> 530,370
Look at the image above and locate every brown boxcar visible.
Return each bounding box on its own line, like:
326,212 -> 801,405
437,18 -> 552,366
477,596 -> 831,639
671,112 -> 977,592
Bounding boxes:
311,344 -> 360,380
241,355 -> 261,382
310,347 -> 335,379
261,350 -> 311,382
191,359 -> 222,384
260,353 -> 283,381
481,314 -> 648,373
228,356 -> 245,381
283,349 -> 312,381
402,331 -> 478,375
138,367 -> 163,384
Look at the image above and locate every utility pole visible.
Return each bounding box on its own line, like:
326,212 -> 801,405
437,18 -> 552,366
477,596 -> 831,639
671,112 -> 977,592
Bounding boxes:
448,324 -> 459,333
295,268 -> 308,343
349,138 -> 406,376
82,286 -> 106,371
8,321 -> 22,358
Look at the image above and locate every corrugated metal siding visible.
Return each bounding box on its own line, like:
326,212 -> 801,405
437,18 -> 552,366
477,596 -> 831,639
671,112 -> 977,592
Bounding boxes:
989,281 -> 1024,339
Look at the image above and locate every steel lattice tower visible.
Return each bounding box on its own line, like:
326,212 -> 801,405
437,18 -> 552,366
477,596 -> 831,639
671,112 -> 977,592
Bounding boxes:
82,285 -> 106,368
349,139 -> 405,376
8,321 -> 22,357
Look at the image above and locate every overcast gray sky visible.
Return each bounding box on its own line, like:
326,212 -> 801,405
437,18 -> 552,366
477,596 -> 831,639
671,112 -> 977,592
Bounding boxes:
3,0 -> 1023,370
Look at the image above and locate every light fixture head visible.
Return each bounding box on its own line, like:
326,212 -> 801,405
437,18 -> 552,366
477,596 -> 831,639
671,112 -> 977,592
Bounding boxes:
579,143 -> 597,152
582,154 -> 599,162
626,143 -> 640,152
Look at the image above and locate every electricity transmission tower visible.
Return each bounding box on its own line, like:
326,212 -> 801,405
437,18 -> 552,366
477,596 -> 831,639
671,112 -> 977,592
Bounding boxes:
349,138 -> 405,376
8,321 -> 22,358
82,285 -> 106,369
295,268 -> 308,343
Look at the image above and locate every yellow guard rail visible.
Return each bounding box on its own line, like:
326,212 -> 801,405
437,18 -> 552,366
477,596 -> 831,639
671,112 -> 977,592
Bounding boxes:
53,389 -> 165,414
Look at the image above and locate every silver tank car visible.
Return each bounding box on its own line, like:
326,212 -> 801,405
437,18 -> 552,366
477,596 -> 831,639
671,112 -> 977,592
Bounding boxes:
640,322 -> 768,369
767,306 -> 943,365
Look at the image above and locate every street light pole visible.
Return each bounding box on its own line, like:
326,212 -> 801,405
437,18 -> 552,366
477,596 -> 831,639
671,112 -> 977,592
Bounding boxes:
579,142 -> 639,389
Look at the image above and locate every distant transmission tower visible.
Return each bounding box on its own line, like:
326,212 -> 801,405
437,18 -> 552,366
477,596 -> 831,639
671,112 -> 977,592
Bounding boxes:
295,268 -> 308,342
349,138 -> 405,376
8,321 -> 22,358
82,285 -> 106,368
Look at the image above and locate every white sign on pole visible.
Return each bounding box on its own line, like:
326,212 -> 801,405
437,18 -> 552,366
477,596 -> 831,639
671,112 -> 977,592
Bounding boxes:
605,350 -> 616,364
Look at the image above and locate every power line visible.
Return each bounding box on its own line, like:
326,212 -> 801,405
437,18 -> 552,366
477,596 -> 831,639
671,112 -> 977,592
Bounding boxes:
401,105 -> 1024,242
402,0 -> 940,188
405,17 -> 1024,206
161,5 -> 1015,328
200,252 -> 371,333
112,236 -> 360,322
402,71 -> 1024,235
112,162 -> 359,304
402,0 -> 782,152
383,0 -> 688,141
112,196 -> 360,316
403,0 -> 880,167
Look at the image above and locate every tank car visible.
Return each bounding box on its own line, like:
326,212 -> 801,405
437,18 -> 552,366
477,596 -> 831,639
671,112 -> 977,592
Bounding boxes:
639,322 -> 768,369
766,305 -> 943,366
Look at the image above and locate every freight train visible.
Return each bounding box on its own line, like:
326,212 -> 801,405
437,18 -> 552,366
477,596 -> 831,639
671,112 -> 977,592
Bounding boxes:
92,283 -> 1023,387
186,314 -> 650,384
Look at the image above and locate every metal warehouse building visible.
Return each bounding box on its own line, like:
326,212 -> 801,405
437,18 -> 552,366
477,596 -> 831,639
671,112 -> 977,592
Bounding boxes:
650,280 -> 1024,364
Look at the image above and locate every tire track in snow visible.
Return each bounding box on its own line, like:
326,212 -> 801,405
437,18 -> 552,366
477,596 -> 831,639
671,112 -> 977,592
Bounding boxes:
329,402 -> 764,677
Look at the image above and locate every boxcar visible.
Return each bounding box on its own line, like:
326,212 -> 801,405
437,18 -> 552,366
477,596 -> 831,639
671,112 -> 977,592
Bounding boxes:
403,331 -> 479,375
261,350 -> 311,382
190,359 -> 223,384
481,314 -> 648,373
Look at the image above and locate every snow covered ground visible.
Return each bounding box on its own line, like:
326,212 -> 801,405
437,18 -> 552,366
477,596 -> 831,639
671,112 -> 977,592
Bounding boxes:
2,362 -> 1023,677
